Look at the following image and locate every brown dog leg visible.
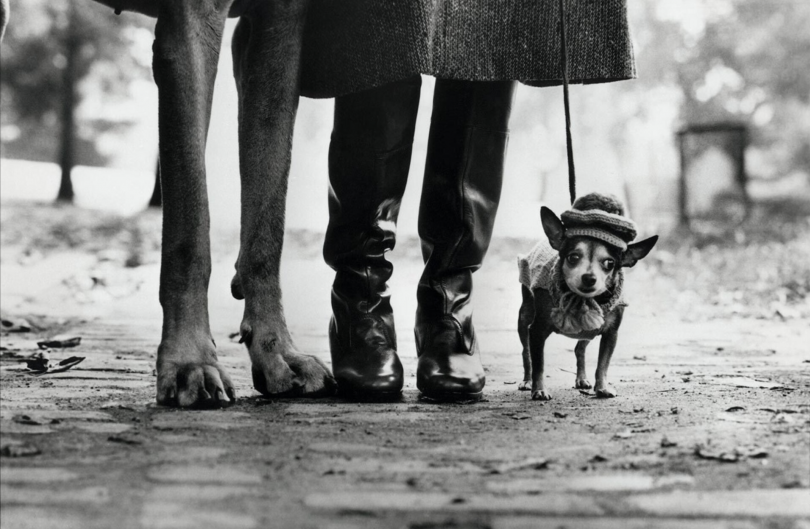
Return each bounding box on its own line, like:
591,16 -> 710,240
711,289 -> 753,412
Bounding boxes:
231,1 -> 336,397
152,0 -> 236,407
574,340 -> 592,389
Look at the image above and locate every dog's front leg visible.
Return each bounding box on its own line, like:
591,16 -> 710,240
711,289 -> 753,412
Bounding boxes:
231,1 -> 336,397
151,0 -> 236,407
594,310 -> 623,398
574,340 -> 592,389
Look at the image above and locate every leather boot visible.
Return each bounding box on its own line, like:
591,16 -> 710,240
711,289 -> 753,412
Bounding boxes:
324,76 -> 422,399
415,79 -> 516,402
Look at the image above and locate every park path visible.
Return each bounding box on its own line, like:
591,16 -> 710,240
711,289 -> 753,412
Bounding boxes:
1,228 -> 809,529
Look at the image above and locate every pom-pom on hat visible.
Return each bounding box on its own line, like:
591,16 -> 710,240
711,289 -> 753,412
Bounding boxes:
560,193 -> 637,250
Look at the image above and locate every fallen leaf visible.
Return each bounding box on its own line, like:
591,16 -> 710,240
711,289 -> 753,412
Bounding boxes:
632,355 -> 647,361
747,448 -> 769,459
12,415 -> 43,426
510,415 -> 531,421
25,352 -> 50,372
553,412 -> 568,419
1,316 -> 32,333
107,434 -> 143,445
0,443 -> 41,457
37,337 -> 81,349
34,356 -> 86,375
613,429 -> 634,440
725,406 -> 746,412
589,454 -> 608,463
660,436 -> 678,448
490,457 -> 551,474
502,381 -> 517,385
695,446 -> 741,463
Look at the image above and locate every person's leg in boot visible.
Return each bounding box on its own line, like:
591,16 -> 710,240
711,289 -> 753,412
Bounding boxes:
324,76 -> 422,400
415,79 -> 516,402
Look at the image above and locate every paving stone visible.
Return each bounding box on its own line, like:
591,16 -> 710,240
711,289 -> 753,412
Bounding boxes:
0,410 -> 113,421
141,502 -> 257,529
304,491 -> 604,516
147,464 -> 263,484
626,489 -> 810,518
0,421 -> 53,434
0,485 -> 109,505
72,422 -> 132,434
494,516 -> 760,529
487,474 -> 695,494
307,442 -> 394,455
154,446 -> 229,461
0,467 -> 78,483
0,507 -> 93,529
147,484 -> 257,501
150,411 -> 253,431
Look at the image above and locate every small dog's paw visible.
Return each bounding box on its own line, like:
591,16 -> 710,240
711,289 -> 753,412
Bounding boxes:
531,389 -> 552,401
575,377 -> 592,390
518,380 -> 531,391
595,385 -> 617,398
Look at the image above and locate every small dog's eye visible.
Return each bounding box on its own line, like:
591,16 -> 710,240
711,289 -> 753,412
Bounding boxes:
603,259 -> 615,271
566,254 -> 580,265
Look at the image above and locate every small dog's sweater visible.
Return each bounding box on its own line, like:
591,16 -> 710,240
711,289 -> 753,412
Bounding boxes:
518,240 -> 626,340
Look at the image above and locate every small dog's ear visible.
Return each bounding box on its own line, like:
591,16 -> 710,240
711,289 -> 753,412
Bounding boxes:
540,206 -> 565,250
621,235 -> 659,268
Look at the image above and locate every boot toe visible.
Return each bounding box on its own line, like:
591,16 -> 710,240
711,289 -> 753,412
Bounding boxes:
416,355 -> 485,402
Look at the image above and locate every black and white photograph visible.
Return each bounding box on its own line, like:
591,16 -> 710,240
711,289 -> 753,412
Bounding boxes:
0,0 -> 808,527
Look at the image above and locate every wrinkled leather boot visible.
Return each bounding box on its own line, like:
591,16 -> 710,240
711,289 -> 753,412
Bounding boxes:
415,79 -> 516,402
324,76 -> 422,400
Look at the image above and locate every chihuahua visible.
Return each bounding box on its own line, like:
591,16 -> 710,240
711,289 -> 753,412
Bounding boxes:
517,193 -> 658,400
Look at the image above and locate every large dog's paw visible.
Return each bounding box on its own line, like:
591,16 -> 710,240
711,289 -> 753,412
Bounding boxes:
518,380 -> 531,391
244,325 -> 336,398
156,341 -> 236,408
251,351 -> 337,398
594,384 -> 617,398
531,389 -> 552,401
575,377 -> 592,390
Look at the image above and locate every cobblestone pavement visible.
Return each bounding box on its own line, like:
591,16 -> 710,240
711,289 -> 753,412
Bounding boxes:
1,230 -> 809,529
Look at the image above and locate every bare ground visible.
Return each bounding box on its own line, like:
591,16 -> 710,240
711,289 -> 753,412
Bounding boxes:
1,202 -> 808,528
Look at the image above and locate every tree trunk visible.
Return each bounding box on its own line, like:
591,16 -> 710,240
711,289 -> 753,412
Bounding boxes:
148,157 -> 162,208
56,5 -> 79,203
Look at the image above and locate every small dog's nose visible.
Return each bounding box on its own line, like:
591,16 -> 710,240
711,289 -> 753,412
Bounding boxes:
582,274 -> 597,287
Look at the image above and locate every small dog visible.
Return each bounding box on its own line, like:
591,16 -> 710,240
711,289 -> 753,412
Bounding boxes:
517,193 -> 658,400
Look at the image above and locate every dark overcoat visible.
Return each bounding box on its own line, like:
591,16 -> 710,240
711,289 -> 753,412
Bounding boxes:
300,0 -> 636,98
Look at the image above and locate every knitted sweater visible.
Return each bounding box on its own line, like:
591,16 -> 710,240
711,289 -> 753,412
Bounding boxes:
518,240 -> 626,340
300,0 -> 636,98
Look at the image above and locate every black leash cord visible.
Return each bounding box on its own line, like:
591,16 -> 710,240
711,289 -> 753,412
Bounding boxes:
559,0 -> 576,205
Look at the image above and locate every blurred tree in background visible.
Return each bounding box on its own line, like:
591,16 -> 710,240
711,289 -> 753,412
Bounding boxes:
631,0 -> 810,179
0,0 -> 152,202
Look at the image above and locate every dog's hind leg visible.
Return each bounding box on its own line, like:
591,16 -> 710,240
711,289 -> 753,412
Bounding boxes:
151,0 -> 237,407
574,340 -> 592,389
517,285 -> 533,391
232,1 -> 336,397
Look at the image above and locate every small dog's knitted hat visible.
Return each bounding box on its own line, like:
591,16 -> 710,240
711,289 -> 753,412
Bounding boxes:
561,194 -> 637,250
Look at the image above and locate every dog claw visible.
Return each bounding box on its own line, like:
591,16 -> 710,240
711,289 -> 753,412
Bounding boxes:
531,390 -> 552,401
575,378 -> 592,390
595,385 -> 616,398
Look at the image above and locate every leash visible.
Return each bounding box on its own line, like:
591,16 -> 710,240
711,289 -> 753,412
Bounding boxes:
559,0 -> 576,205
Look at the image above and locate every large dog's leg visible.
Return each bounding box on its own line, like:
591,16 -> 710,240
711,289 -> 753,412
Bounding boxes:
152,0 -> 236,407
231,1 -> 336,397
